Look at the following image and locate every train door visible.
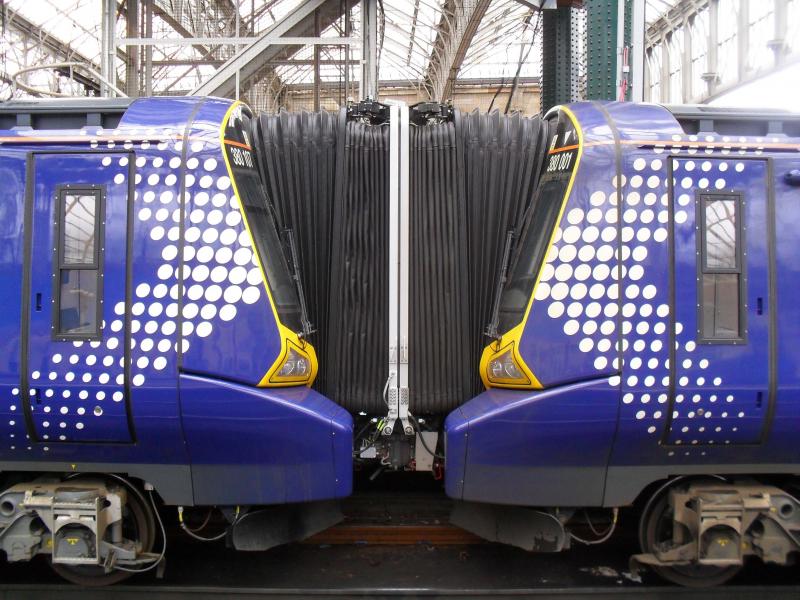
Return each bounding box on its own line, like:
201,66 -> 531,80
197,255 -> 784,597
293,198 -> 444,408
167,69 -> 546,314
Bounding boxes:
23,152 -> 133,443
665,157 -> 772,446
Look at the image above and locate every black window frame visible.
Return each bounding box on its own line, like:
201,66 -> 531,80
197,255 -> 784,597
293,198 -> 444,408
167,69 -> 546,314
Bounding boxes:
223,107 -> 304,333
52,183 -> 105,341
695,190 -> 747,345
497,170 -> 574,334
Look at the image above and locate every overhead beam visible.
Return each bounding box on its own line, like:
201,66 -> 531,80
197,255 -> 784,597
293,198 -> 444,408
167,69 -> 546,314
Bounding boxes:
151,59 -> 359,67
151,3 -> 222,61
422,0 -> 492,101
190,0 -> 355,98
3,6 -> 98,68
116,36 -> 358,46
280,76 -> 540,93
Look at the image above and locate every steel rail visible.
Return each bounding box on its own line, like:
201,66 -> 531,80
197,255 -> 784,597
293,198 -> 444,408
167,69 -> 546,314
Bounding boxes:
1,584 -> 799,599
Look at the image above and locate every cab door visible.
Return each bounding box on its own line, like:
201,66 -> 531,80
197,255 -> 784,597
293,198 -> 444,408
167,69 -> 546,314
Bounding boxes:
666,157 -> 772,445
23,152 -> 133,443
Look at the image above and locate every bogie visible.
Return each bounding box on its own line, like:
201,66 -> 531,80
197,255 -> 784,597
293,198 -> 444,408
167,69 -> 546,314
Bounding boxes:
0,474 -> 158,585
633,477 -> 800,586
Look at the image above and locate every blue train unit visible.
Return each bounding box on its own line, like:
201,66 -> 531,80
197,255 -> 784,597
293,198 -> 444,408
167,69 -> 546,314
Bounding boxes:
0,97 -> 352,584
445,102 -> 800,585
1,95 -> 800,587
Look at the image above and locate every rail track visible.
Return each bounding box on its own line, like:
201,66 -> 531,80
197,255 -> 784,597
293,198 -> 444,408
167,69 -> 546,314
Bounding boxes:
1,584 -> 799,600
2,491 -> 798,598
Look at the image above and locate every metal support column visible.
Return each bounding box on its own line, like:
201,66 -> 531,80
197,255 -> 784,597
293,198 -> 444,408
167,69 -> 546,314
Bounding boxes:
587,0 -> 643,102
126,0 -> 140,97
770,0 -> 789,66
630,0 -> 645,101
101,0 -> 116,97
702,0 -> 719,98
344,3 -> 352,102
737,0 -> 749,82
314,8 -> 321,110
681,14 -> 692,103
541,5 -> 581,111
144,0 -> 152,96
660,31 -> 670,102
616,0 -> 626,97
360,0 -> 378,100
587,0 -> 618,100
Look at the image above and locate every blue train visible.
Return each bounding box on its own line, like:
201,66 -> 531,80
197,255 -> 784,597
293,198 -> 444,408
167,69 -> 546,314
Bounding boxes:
0,96 -> 798,587
0,97 -> 352,584
445,102 -> 800,586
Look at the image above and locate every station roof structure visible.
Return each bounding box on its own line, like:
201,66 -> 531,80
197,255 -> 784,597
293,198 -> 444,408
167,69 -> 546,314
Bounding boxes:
1,0 -> 555,107
1,1 -> 796,111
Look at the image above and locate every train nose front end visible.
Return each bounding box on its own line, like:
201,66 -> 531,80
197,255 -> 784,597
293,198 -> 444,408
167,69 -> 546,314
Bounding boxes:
443,103 -> 621,512
176,99 -> 353,523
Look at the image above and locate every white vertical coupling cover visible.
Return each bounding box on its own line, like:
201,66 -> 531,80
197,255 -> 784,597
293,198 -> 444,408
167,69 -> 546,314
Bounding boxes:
384,101 -> 412,436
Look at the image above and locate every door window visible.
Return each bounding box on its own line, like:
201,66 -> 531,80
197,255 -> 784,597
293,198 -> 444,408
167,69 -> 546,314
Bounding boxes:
698,193 -> 744,342
55,186 -> 104,339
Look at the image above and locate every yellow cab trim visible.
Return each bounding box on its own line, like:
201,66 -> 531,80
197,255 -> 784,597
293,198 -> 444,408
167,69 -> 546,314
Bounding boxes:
219,101 -> 318,387
480,104 -> 584,390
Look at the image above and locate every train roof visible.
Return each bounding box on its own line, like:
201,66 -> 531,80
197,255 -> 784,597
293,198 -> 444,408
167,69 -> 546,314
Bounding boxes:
2,97 -> 800,140
0,98 -> 135,131
664,104 -> 800,137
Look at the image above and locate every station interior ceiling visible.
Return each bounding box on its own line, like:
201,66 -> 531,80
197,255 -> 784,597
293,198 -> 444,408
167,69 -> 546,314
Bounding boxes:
1,1 -> 798,115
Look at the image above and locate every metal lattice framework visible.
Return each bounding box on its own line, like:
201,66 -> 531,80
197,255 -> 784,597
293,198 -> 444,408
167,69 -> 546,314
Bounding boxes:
644,0 -> 800,103
11,0 -> 784,114
2,0 -> 566,112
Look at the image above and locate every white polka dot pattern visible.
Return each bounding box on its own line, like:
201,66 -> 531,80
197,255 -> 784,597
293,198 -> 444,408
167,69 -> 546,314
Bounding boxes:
7,125 -> 271,450
525,136 -> 758,456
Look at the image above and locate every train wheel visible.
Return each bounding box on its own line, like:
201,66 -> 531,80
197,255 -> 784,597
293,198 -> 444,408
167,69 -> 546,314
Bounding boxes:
50,480 -> 156,586
639,481 -> 740,587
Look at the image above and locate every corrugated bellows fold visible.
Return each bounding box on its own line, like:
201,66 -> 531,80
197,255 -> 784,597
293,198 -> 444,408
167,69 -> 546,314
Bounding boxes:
254,107 -> 390,413
410,107 -> 549,411
253,105 -> 547,415
253,110 -> 339,395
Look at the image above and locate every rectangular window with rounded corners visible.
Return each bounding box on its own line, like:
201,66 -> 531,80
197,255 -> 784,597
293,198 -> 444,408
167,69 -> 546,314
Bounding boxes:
697,192 -> 745,342
54,185 -> 104,340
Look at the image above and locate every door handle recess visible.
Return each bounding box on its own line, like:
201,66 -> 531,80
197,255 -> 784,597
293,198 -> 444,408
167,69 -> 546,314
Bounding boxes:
756,297 -> 763,316
35,293 -> 42,312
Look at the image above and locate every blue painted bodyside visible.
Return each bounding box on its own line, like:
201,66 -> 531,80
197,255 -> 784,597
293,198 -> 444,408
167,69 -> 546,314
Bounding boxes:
0,150 -> 28,456
445,378 -> 619,506
180,374 -> 351,505
0,96 -> 352,507
28,153 -> 132,443
447,101 -> 800,507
